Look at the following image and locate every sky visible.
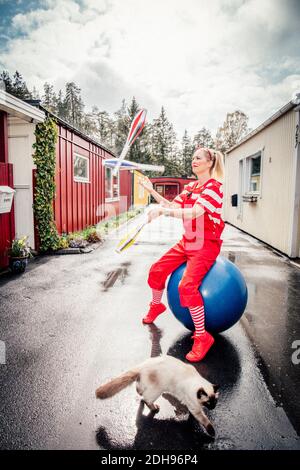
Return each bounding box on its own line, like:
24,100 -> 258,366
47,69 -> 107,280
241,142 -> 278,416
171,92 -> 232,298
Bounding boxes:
0,0 -> 300,138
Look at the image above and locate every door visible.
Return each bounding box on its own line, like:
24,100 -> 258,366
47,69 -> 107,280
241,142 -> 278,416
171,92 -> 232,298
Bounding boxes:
8,135 -> 35,248
154,183 -> 180,201
0,163 -> 15,269
238,159 -> 244,220
164,183 -> 180,201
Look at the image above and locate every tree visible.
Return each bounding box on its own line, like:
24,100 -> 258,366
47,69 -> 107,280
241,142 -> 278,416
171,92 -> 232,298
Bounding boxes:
180,130 -> 193,177
31,86 -> 40,100
0,70 -> 31,99
56,89 -> 66,120
81,112 -> 96,137
0,70 -> 14,94
193,127 -> 214,151
42,82 -> 57,113
111,97 -> 152,164
127,97 -> 144,162
114,99 -> 130,155
215,110 -> 250,153
63,82 -> 84,129
151,107 -> 180,176
12,71 -> 31,99
85,106 -> 110,146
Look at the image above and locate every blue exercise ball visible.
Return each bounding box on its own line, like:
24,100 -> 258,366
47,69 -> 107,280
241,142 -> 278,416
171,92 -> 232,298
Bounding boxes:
167,256 -> 248,333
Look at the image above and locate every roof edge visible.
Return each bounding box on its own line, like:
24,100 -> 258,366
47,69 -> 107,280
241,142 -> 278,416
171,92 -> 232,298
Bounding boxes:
226,100 -> 297,154
0,90 -> 45,123
25,100 -> 116,157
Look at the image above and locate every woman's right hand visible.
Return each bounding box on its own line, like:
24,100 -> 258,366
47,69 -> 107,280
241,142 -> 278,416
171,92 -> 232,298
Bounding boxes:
139,176 -> 153,193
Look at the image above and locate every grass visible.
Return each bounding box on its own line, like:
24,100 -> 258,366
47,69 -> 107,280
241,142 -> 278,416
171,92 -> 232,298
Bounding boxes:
56,206 -> 145,249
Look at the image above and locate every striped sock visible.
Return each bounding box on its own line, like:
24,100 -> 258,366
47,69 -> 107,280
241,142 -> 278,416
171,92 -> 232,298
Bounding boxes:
189,305 -> 205,337
152,289 -> 164,305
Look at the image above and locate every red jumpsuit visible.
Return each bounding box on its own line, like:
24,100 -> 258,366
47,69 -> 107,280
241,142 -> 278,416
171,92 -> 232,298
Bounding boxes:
148,178 -> 225,308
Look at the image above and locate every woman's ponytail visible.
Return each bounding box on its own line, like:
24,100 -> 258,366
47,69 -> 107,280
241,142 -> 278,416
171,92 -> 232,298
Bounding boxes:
211,150 -> 225,182
202,147 -> 225,182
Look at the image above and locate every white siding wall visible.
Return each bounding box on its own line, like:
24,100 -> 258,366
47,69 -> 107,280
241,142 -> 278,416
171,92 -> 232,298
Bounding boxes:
224,109 -> 297,256
8,117 -> 36,249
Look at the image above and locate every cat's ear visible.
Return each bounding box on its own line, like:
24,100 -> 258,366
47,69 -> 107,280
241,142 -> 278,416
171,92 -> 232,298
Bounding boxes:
213,384 -> 220,393
197,387 -> 208,399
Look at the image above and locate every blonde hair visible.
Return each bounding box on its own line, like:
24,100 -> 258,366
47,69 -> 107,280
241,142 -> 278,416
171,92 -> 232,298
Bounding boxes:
202,147 -> 225,182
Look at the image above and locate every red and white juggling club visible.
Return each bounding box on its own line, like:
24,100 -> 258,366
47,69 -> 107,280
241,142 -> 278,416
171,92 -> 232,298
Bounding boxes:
112,108 -> 147,176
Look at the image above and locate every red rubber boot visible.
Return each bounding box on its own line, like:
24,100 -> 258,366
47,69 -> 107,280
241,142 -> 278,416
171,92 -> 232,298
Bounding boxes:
142,302 -> 166,324
186,331 -> 215,362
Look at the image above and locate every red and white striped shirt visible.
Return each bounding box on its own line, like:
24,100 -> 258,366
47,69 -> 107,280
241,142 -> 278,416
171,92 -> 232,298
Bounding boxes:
173,178 -> 225,241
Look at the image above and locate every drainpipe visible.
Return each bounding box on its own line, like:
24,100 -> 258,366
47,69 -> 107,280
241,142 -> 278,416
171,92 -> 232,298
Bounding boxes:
288,96 -> 300,258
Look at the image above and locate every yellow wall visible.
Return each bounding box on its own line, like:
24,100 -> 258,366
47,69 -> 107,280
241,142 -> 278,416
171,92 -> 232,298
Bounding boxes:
133,170 -> 149,207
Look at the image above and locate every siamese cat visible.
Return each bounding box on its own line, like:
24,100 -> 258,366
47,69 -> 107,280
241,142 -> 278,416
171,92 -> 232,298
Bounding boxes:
95,355 -> 219,436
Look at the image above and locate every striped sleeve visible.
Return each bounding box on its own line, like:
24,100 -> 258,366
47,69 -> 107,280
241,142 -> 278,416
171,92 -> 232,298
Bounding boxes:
194,182 -> 223,215
173,193 -> 184,206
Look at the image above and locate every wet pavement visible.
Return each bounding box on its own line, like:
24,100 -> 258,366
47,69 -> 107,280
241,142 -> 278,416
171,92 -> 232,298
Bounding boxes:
0,212 -> 300,450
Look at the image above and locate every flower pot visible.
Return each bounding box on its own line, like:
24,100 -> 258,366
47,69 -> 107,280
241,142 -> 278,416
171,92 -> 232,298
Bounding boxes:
9,256 -> 28,274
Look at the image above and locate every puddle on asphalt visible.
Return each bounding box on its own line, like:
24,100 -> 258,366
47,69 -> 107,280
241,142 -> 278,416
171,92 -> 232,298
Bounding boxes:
101,262 -> 131,292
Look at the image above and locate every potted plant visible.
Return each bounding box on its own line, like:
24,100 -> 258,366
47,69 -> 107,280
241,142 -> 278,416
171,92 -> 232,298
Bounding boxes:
7,236 -> 33,274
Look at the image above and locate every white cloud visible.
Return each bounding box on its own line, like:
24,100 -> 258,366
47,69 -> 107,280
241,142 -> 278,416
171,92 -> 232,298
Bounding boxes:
0,0 -> 299,137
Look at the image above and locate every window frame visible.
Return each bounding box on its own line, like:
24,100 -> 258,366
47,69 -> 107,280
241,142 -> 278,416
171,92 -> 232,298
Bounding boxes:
245,151 -> 262,196
73,152 -> 90,184
105,166 -> 120,202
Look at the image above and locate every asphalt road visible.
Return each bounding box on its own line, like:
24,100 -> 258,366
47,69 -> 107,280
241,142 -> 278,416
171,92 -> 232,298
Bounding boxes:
0,213 -> 299,450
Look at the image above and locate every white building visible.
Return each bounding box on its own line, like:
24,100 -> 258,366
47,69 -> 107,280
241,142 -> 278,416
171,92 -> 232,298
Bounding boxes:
224,97 -> 300,258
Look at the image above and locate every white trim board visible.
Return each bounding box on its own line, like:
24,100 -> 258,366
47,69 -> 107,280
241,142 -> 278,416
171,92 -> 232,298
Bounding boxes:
0,90 -> 45,123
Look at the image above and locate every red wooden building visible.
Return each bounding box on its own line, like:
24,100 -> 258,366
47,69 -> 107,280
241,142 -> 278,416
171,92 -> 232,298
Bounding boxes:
49,116 -> 134,237
150,176 -> 196,201
0,92 -> 138,269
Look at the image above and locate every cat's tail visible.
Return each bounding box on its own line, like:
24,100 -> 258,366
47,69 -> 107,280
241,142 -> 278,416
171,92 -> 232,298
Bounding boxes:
95,368 -> 140,399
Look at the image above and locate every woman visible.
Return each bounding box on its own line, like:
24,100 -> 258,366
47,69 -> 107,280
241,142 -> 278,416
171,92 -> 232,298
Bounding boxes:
139,147 -> 225,362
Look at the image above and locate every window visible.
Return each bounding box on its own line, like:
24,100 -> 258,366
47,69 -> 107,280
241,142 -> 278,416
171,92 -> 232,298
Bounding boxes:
74,153 -> 89,183
156,185 -> 164,195
246,152 -> 261,193
105,167 -> 120,201
250,155 -> 261,192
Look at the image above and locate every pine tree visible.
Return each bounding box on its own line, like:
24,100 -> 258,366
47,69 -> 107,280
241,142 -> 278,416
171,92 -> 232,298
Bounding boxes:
87,106 -> 104,141
31,86 -> 40,100
83,106 -> 115,149
42,82 -> 57,113
64,82 -> 84,129
12,71 -> 31,99
193,127 -> 214,151
0,70 -> 14,94
181,130 -> 193,177
127,96 -> 141,162
56,89 -> 66,120
151,107 -> 180,176
81,112 -> 96,137
114,99 -> 130,155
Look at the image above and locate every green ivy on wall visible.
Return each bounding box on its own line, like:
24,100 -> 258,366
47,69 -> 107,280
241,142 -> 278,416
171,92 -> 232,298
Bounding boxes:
32,116 -> 60,251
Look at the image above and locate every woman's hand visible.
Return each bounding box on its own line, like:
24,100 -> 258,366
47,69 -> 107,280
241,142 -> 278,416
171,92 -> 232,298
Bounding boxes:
159,200 -> 171,208
147,207 -> 162,223
139,176 -> 153,193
